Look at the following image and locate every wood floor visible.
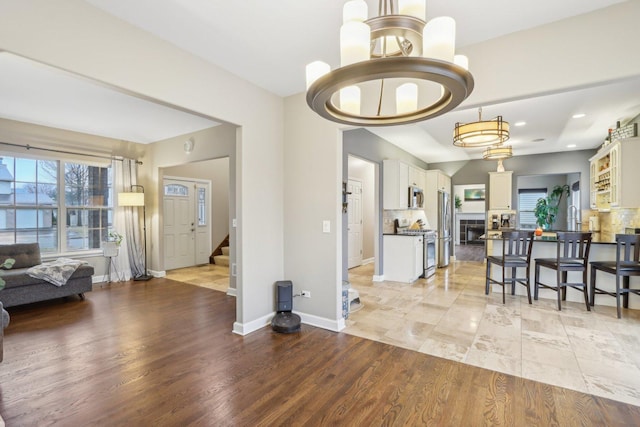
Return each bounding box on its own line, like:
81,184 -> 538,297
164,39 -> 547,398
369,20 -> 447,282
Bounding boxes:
2,279 -> 639,426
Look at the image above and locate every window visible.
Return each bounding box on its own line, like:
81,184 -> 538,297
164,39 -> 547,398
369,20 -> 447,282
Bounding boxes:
197,187 -> 206,226
0,155 -> 112,253
518,188 -> 546,229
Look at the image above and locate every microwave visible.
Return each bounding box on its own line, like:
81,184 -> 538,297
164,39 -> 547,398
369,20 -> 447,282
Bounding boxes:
408,185 -> 424,209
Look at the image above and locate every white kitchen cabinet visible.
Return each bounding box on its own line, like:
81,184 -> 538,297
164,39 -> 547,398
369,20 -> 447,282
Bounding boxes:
589,137 -> 640,210
408,165 -> 425,189
489,171 -> 513,210
383,159 -> 426,210
383,235 -> 423,283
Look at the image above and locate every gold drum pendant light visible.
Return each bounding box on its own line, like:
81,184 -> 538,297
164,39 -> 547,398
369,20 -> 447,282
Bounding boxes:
453,107 -> 510,147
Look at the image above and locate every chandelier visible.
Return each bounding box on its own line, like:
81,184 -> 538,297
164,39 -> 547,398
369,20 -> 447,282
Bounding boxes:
305,0 -> 474,127
453,107 -> 510,147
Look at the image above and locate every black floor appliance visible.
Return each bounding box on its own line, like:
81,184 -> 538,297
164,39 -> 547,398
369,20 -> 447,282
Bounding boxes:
271,280 -> 301,333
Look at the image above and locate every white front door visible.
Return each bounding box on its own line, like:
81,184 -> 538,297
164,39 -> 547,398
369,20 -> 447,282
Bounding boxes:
163,178 -> 212,270
347,179 -> 363,269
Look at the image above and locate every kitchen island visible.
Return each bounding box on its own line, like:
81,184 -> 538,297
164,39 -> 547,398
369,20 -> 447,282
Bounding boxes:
484,230 -> 639,310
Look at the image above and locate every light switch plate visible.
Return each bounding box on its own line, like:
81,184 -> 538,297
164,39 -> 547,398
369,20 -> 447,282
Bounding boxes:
322,220 -> 330,233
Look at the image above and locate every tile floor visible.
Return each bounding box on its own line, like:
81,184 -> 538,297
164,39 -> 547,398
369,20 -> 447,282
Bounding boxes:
345,261 -> 640,407
167,260 -> 640,407
166,264 -> 231,293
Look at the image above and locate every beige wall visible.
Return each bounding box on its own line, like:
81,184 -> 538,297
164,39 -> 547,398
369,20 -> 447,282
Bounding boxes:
0,0 -> 284,333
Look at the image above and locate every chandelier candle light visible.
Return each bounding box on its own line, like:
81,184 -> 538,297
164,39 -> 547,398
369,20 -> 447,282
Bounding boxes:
306,0 -> 474,126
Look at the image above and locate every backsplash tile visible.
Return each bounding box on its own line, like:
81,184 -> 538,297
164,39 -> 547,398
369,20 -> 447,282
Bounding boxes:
383,209 -> 430,233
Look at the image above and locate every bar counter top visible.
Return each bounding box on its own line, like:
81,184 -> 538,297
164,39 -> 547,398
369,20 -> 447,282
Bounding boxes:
481,230 -> 622,244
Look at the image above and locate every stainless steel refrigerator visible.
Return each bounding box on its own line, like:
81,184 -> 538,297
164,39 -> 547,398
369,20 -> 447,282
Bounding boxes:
437,190 -> 451,267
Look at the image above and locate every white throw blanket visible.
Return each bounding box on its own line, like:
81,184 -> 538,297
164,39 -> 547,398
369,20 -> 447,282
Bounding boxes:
27,258 -> 86,287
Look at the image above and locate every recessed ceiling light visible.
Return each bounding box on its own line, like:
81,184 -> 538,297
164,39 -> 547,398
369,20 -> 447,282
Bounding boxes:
572,113 -> 586,119
567,144 -> 577,148
514,121 -> 526,127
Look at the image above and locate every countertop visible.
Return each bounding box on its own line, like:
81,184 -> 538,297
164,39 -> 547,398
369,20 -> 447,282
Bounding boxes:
481,230 -> 620,244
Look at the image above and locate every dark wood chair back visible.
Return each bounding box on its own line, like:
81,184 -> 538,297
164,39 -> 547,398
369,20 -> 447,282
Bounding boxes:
555,232 -> 592,263
616,233 -> 640,266
501,230 -> 534,261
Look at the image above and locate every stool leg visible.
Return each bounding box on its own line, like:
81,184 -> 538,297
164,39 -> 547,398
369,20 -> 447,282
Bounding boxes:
561,271 -> 568,301
582,267 -> 590,311
534,263 -> 540,300
511,267 -> 516,295
557,269 -> 563,311
485,261 -> 491,295
525,266 -> 532,305
502,264 -> 506,304
590,266 -> 596,307
623,276 -> 630,309
616,274 -> 622,319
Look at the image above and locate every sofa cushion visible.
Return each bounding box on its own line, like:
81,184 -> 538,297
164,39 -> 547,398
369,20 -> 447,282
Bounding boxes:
1,265 -> 94,289
0,243 -> 41,269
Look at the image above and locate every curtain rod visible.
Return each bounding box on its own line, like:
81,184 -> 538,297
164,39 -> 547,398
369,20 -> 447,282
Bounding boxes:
0,141 -> 143,164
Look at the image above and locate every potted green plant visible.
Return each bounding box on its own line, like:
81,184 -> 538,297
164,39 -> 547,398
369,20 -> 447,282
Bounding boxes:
454,194 -> 462,211
534,184 -> 570,230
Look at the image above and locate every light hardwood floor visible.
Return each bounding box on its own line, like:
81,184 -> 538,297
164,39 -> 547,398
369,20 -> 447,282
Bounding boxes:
1,266 -> 639,425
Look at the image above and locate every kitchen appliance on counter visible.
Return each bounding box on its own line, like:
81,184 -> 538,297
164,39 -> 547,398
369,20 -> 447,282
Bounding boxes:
487,210 -> 516,230
589,216 -> 601,232
437,190 -> 451,267
393,218 -> 437,278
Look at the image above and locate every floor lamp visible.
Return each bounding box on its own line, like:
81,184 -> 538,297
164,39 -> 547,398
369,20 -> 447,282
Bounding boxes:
118,185 -> 152,281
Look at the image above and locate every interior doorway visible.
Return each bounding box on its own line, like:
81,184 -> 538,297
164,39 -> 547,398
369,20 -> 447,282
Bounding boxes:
347,156 -> 376,268
163,177 -> 212,270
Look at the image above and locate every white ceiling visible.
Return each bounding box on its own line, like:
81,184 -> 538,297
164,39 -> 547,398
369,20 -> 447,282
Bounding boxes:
1,0 -> 638,163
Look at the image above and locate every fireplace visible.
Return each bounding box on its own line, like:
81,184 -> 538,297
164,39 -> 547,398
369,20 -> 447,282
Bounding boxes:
459,219 -> 485,245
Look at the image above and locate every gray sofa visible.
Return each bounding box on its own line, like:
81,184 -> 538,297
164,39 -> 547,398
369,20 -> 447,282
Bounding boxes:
0,243 -> 94,308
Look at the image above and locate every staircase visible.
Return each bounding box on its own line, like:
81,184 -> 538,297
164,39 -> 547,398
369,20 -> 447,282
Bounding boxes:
210,234 -> 230,265
213,246 -> 230,266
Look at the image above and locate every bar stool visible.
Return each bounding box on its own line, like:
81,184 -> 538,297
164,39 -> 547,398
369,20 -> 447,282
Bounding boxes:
590,233 -> 640,318
486,230 -> 534,304
534,231 -> 592,311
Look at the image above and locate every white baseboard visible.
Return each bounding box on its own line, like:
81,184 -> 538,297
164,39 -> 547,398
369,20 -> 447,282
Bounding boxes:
373,275 -> 384,282
233,311 -> 346,336
294,311 -> 345,332
92,275 -> 107,283
149,269 -> 166,278
226,287 -> 237,297
232,312 -> 273,336
362,257 -> 374,265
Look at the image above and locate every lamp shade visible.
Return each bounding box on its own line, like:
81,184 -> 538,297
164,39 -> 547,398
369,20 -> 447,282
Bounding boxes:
118,192 -> 145,207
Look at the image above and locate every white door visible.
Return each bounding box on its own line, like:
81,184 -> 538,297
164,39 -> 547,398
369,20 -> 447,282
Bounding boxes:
163,179 -> 212,270
347,179 -> 363,269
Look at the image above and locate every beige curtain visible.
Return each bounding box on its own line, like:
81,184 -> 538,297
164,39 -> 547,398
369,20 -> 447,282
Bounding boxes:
112,158 -> 144,280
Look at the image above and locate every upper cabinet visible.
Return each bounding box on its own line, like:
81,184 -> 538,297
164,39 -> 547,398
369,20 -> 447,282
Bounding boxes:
590,137 -> 640,210
383,159 -> 425,210
489,171 -> 513,210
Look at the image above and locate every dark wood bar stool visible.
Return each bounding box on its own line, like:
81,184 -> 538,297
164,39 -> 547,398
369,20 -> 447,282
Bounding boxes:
534,231 -> 592,311
590,233 -> 640,318
486,230 -> 534,304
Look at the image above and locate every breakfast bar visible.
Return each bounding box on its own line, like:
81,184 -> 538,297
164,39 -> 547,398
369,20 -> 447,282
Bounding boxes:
484,231 -> 639,309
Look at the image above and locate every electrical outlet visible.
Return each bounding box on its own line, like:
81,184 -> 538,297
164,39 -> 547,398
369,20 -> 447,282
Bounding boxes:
301,290 -> 311,298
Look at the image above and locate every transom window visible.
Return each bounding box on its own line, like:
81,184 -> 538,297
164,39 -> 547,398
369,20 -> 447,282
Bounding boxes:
0,155 -> 113,253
